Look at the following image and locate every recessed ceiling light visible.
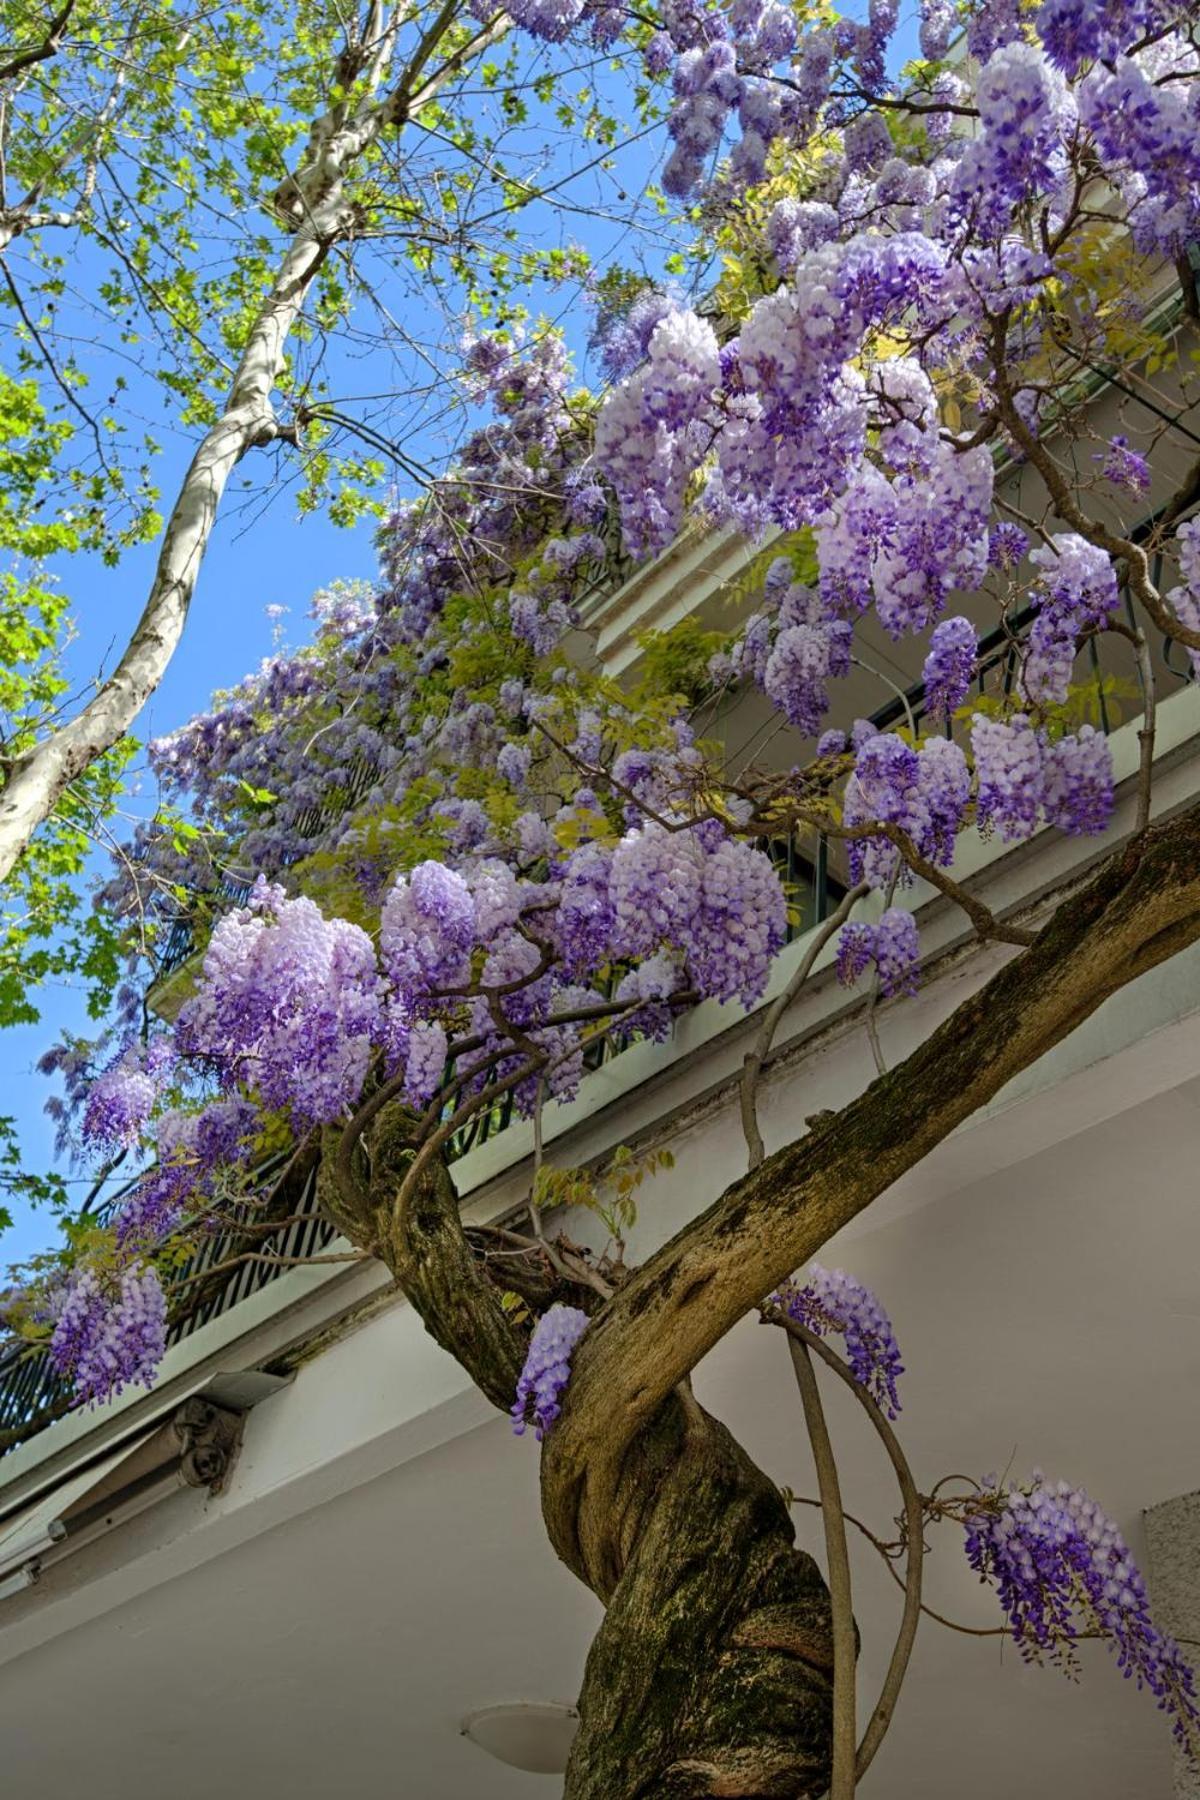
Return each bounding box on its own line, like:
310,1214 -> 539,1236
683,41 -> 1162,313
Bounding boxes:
461,1702 -> 580,1774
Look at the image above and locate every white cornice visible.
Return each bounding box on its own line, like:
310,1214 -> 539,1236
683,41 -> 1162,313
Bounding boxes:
580,520 -> 771,678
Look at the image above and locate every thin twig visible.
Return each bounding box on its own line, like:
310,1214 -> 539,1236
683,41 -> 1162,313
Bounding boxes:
0,0 -> 75,83
761,807 -> 1036,949
788,1334 -> 856,1799
1107,619 -> 1156,833
786,1496 -> 1008,1636
864,862 -> 901,1078
166,1246 -> 367,1293
528,1077 -> 548,1239
771,1313 -> 924,1784
864,1002 -> 887,1079
851,656 -> 917,740
740,883 -> 871,1169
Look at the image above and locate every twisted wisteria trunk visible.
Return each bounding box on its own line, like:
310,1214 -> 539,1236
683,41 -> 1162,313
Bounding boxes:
319,1109 -> 836,1799
561,1396 -> 833,1798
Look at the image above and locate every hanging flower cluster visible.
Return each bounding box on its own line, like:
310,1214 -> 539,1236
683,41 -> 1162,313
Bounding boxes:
511,1304 -> 591,1438
773,1263 -> 904,1418
176,882 -> 385,1129
81,1051 -> 163,1152
835,909 -> 920,1000
965,1473 -> 1200,1748
48,1264 -> 167,1405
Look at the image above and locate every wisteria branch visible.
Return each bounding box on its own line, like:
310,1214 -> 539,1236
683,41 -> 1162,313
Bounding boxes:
769,1312 -> 924,1784
740,882 -> 871,1170
165,1245 -> 368,1295
991,315 -> 1200,655
543,801 -> 1200,1595
787,1331 -> 857,1798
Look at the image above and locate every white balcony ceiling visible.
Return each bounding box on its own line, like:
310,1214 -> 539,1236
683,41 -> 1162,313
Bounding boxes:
1,1068 -> 1198,1795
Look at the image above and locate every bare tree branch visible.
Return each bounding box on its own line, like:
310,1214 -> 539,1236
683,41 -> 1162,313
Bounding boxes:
770,1313 -> 924,1784
788,1332 -> 856,1799
740,882 -> 871,1170
0,0 -> 75,86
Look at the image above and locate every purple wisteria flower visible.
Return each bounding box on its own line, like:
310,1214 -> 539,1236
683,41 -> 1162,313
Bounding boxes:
952,42 -> 1074,233
80,1051 -> 161,1144
965,1472 -> 1200,1748
1037,0 -> 1159,78
835,919 -> 875,987
773,1263 -> 904,1417
496,741 -> 532,789
1030,532 -> 1118,629
114,1166 -> 189,1253
989,521 -> 1029,570
49,1263 -> 167,1405
1022,533 -> 1119,706
1167,518 -> 1200,676
972,714 -> 1044,840
923,616 -> 978,721
918,0 -> 954,60
971,714 -> 1114,842
1096,434 -> 1151,494
511,1303 -> 591,1438
609,821 -> 786,1007
381,861 -> 478,1000
403,1021 -> 448,1106
1042,725 -> 1115,836
873,908 -> 921,997
843,731 -> 970,889
835,909 -> 920,999
766,198 -> 839,273
177,880 -> 384,1128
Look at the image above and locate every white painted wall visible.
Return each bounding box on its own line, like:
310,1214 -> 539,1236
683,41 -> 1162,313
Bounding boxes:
0,1043 -> 1197,1796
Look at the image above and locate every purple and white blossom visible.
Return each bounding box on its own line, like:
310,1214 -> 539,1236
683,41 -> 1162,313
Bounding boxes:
1042,727 -> 1115,836
49,1263 -> 167,1404
82,1051 -> 161,1151
773,1263 -> 904,1418
178,880 -> 384,1128
972,714 -> 1044,841
836,908 -> 920,999
922,617 -> 978,721
1097,435 -> 1151,494
965,1473 -> 1200,1746
511,1303 -> 591,1437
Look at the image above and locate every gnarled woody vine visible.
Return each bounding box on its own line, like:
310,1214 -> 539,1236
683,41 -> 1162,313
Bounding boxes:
12,0 -> 1200,1792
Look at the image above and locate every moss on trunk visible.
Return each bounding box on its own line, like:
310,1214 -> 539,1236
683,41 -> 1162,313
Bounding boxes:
564,1392 -> 833,1798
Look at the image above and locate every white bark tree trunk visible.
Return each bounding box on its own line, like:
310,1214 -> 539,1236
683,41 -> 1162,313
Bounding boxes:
0,0 -> 499,884
0,221 -> 333,882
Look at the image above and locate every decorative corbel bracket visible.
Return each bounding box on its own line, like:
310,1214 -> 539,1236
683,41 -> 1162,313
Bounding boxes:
172,1398 -> 244,1493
